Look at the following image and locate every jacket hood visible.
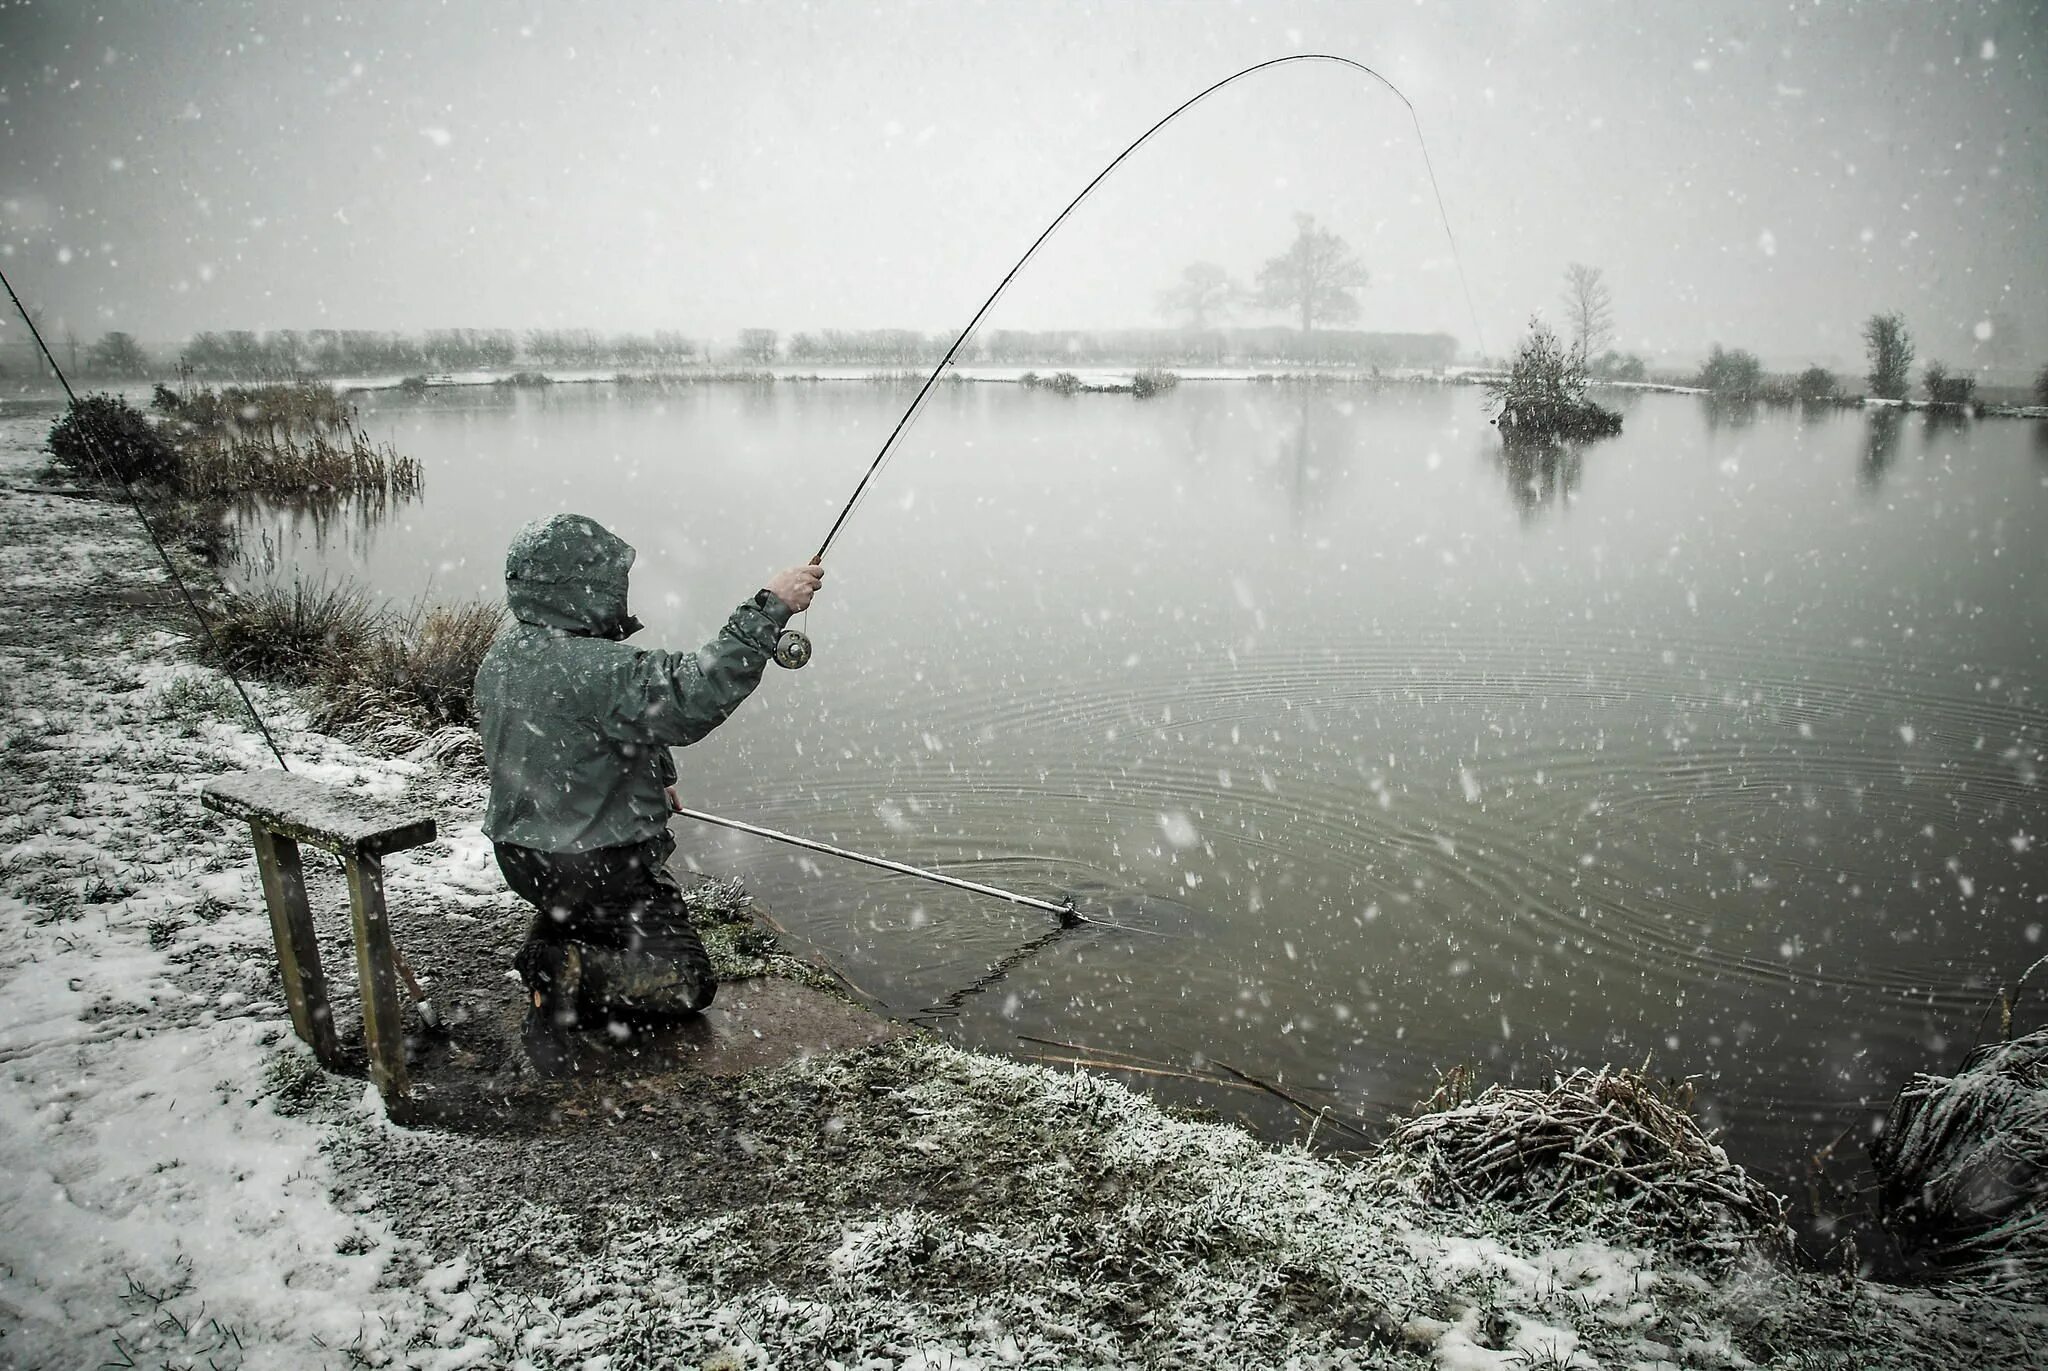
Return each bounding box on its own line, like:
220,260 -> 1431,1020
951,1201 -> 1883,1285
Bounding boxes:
503,513 -> 637,635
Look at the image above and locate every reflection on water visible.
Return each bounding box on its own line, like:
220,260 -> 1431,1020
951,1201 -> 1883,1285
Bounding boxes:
1862,409 -> 1905,489
1493,438 -> 1585,518
253,381 -> 2047,1256
1700,394 -> 1760,433
232,486 -> 416,580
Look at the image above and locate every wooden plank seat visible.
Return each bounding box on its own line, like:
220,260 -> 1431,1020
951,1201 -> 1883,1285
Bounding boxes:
201,770 -> 436,1117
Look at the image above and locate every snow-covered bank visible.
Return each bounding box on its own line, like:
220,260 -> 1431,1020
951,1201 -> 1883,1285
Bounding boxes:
3,403 -> 2043,1369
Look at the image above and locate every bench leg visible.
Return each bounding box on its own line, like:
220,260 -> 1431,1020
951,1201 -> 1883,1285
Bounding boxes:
343,852 -> 413,1113
249,826 -> 342,1068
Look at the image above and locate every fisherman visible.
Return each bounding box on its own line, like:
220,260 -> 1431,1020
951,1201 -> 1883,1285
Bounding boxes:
475,512 -> 821,1058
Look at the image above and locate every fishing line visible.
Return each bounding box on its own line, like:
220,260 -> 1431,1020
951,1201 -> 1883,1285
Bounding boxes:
803,52 -> 1485,582
0,264 -> 292,771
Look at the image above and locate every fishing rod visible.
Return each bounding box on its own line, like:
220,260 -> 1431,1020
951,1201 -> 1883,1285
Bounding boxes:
0,264 -> 294,770
770,52 -> 1484,672
672,802 -> 1082,926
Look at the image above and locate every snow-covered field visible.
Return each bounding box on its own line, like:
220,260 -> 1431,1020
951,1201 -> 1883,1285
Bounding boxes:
2,407 -> 2042,1369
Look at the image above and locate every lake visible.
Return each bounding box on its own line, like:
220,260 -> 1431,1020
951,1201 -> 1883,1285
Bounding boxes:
247,378 -> 2047,1243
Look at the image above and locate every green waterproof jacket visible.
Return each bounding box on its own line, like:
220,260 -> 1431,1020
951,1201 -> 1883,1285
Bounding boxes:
476,513 -> 791,853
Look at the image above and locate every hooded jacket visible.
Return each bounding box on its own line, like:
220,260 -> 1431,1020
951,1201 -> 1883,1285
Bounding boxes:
476,513 -> 791,853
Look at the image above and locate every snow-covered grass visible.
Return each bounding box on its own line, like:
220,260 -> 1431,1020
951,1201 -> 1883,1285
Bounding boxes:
4,409 -> 2045,1368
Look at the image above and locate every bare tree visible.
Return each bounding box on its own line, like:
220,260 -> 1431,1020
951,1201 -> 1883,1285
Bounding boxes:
1156,262 -> 1239,331
1560,263 -> 1614,363
1256,214 -> 1368,334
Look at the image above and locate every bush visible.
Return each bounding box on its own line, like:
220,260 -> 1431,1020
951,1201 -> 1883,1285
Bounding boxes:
204,578 -> 381,684
1484,316 -> 1621,442
495,371 -> 554,388
2036,364 -> 2048,408
1589,350 -> 1647,382
1695,344 -> 1763,397
47,394 -> 178,484
1131,368 -> 1180,398
1924,362 -> 1976,407
1019,370 -> 1083,394
1794,365 -> 1838,403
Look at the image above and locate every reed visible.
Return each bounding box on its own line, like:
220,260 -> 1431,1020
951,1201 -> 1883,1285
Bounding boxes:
156,379 -> 348,434
174,417 -> 422,500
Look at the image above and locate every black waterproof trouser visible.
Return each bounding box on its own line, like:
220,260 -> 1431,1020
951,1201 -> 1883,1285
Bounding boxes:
496,836 -> 716,1020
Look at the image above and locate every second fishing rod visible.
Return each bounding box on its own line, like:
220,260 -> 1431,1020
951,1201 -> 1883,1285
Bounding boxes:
765,52 -> 1480,676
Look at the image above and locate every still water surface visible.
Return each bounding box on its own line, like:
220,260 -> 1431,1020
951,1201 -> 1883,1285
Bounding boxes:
252,381 -> 2047,1229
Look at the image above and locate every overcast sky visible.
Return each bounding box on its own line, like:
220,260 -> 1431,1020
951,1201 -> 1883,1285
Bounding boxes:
2,0 -> 2043,367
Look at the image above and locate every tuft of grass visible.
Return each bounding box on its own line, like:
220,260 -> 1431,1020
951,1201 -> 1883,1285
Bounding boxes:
312,599 -> 504,735
155,674 -> 239,724
82,874 -> 133,906
259,1046 -> 328,1115
1131,367 -> 1181,398
205,578 -> 382,685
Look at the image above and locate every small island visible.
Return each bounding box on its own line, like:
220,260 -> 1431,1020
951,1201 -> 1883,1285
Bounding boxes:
1487,316 -> 1624,442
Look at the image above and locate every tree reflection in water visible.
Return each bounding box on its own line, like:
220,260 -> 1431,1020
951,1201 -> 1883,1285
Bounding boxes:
232,485 -> 416,579
1492,435 -> 1584,519
1862,408 -> 1904,489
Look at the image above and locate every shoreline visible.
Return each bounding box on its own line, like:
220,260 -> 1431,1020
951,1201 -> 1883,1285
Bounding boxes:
10,369 -> 2047,419
1,408 -> 2042,1366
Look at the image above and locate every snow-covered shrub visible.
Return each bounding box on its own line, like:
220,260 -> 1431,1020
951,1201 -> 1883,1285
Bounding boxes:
1485,317 -> 1621,442
48,394 -> 178,485
1131,367 -> 1180,398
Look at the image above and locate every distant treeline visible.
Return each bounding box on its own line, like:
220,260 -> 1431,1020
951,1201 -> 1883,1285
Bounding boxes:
788,327 -> 1459,369
154,325 -> 1459,377
180,328 -> 701,376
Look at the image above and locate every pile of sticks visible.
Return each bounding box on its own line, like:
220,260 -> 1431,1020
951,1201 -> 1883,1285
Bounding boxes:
1872,1026 -> 2048,1289
1388,1066 -> 1789,1258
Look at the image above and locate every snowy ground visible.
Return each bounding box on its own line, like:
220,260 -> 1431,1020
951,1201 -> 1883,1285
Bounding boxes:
2,405 -> 2043,1369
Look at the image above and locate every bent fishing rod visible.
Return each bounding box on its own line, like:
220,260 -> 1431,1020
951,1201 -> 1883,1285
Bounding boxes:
767,52 -> 1483,673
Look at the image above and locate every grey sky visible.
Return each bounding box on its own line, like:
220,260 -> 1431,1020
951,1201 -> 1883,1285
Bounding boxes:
2,0 -> 2043,368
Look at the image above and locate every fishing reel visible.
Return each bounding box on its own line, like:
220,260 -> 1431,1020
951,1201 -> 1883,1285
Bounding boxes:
774,627 -> 813,670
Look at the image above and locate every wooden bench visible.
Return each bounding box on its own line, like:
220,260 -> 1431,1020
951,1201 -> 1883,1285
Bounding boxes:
201,770 -> 436,1117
